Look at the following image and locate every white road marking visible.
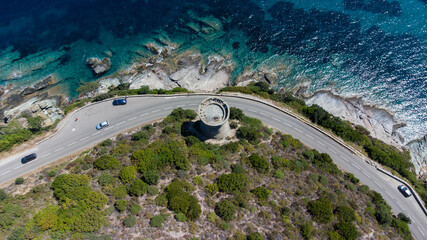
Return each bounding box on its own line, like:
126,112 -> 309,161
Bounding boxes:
92,132 -> 100,136
152,109 -> 160,113
295,128 -> 303,133
272,117 -> 280,122
176,105 -> 185,108
15,165 -> 23,170
417,226 -> 424,236
54,147 -> 64,153
305,133 -> 314,139
249,108 -> 256,112
341,156 -> 349,162
41,153 -> 51,158
140,113 -> 148,117
164,107 -> 172,110
260,112 -> 268,116
361,170 -> 371,179
116,121 -> 126,126
128,117 -> 137,121
165,97 -> 178,99
386,192 -> 394,200
72,128 -> 75,132
350,163 -> 360,170
283,122 -> 291,127
1,170 -> 11,176
80,136 -> 89,141
328,147 -> 337,154
67,142 -> 77,147
376,183 -> 384,190
396,202 -> 404,210
240,107 -> 246,110
189,104 -> 198,106
317,140 -> 325,146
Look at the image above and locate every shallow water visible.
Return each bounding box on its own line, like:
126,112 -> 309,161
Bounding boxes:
0,0 -> 426,144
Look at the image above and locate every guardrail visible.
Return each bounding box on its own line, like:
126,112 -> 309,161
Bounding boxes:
35,92 -> 427,216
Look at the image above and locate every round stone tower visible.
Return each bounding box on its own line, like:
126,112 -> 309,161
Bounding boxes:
198,97 -> 231,139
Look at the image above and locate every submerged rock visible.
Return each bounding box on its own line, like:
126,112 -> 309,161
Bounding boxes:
21,75 -> 56,96
86,57 -> 111,76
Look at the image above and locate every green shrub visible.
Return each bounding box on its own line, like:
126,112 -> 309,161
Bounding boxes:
143,170 -> 159,185
51,174 -> 90,201
27,116 -> 44,132
273,169 -> 284,179
247,232 -> 264,240
312,153 -> 341,175
237,126 -> 260,142
232,164 -> 245,174
230,107 -> 244,121
249,154 -> 269,173
300,222 -> 313,240
123,215 -> 136,227
15,178 -> 24,185
98,173 -> 114,186
47,171 -> 57,178
6,227 -> 25,240
175,212 -> 187,222
318,175 -> 329,185
217,173 -> 248,192
222,222 -> 230,231
397,213 -> 411,224
94,154 -> 119,170
252,186 -> 271,201
345,173 -> 360,184
0,189 -> 7,201
113,185 -> 128,199
77,81 -> 100,94
115,200 -> 129,212
150,214 -> 168,228
193,176 -> 204,185
129,179 -> 148,197
307,198 -> 333,223
155,194 -> 168,207
334,206 -> 356,222
215,200 -> 236,221
147,185 -> 159,196
100,139 -> 113,146
334,222 -> 359,240
358,185 -> 370,194
208,211 -> 216,222
120,166 -> 137,183
165,180 -> 201,220
206,183 -> 219,194
374,203 -> 392,226
392,218 -> 412,240
129,204 -> 141,215
230,121 -> 238,129
0,203 -> 22,229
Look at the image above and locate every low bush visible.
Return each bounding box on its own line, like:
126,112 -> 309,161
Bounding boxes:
252,186 -> 271,201
94,154 -> 119,170
143,170 -> 159,185
247,232 -> 264,240
248,154 -> 269,173
217,173 -> 248,192
397,213 -> 411,224
15,178 -> 24,185
120,166 -> 137,183
129,204 -> 141,215
300,222 -> 313,240
334,222 -> 359,240
273,169 -> 284,179
215,200 -> 236,221
0,189 -> 7,201
114,200 -> 129,212
113,185 -> 128,199
205,183 -> 219,194
147,185 -> 159,196
307,198 -> 333,223
129,179 -> 148,197
150,214 -> 168,228
392,218 -> 412,240
123,215 -> 136,227
175,212 -> 187,222
98,173 -> 114,186
334,205 -> 356,222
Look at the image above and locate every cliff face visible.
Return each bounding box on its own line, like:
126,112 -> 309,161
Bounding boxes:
407,136 -> 427,177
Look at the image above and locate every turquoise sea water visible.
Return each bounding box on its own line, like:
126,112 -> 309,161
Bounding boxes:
0,0 -> 426,144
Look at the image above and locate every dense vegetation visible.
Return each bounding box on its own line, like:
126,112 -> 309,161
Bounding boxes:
219,82 -> 427,207
0,108 -> 411,239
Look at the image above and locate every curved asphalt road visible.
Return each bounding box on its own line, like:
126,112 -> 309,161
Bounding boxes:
0,95 -> 425,239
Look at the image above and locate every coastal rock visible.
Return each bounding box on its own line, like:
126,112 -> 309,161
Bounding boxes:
144,42 -> 163,55
264,72 -> 277,84
38,99 -> 56,110
406,136 -> 427,176
128,70 -> 178,90
304,91 -> 405,148
6,94 -> 24,105
21,75 -> 56,96
95,78 -> 121,95
86,57 -> 111,76
170,54 -> 231,92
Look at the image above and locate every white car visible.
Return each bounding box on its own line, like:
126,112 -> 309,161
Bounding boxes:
96,121 -> 109,130
398,185 -> 412,197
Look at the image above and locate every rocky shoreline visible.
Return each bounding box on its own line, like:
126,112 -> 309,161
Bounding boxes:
0,34 -> 425,177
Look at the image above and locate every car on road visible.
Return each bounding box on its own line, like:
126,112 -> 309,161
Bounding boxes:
398,185 -> 412,197
112,98 -> 127,105
96,121 -> 109,130
21,153 -> 37,164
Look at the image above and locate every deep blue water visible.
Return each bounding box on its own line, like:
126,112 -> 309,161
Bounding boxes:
0,0 -> 426,143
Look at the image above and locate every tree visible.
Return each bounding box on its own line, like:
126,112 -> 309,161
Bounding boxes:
230,107 -> 244,121
215,200 -> 236,221
129,179 -> 148,197
374,203 -> 392,226
397,213 -> 411,224
150,214 -> 168,228
120,166 -> 137,183
143,170 -> 159,185
27,116 -> 44,132
249,154 -> 269,173
307,198 -> 333,223
94,154 -> 119,170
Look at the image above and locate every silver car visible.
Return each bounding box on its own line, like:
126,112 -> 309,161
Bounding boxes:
96,121 -> 109,130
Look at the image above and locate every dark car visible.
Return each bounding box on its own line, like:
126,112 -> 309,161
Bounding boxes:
112,98 -> 127,105
398,185 -> 412,197
21,153 -> 37,164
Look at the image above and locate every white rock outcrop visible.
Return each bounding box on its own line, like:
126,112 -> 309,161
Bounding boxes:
406,136 -> 427,176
